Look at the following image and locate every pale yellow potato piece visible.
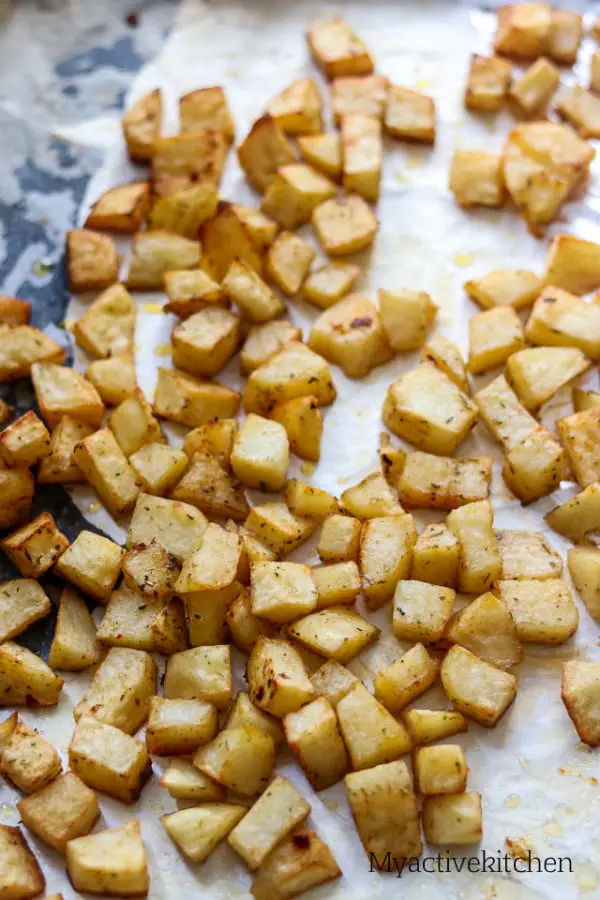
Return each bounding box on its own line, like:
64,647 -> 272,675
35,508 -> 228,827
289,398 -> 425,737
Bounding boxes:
557,408 -> 600,487
172,451 -> 249,521
245,501 -> 317,555
17,771 -> 99,854
504,424 -> 566,503
172,307 -> 240,377
108,387 -> 162,457
494,578 -> 579,644
66,228 -> 118,293
310,659 -> 359,709
317,514 -> 361,563
176,523 -> 240,593
450,151 -> 504,208
283,697 -> 348,790
509,57 -> 560,116
441,644 -> 517,727
342,472 -> 404,520
97,586 -> 186,655
374,643 -> 439,713
231,414 -> 289,491
261,164 -> 336,229
543,233 -> 600,295
312,194 -> 378,256
250,561 -> 318,624
494,2 -> 551,59
127,493 -> 207,564
37,416 -> 93,483
1,515 -> 68,579
399,452 -> 492,511
311,562 -> 361,609
0,642 -> 63,708
248,637 -> 314,717
182,419 -> 237,468
151,131 -> 226,197
164,645 -> 231,709
54,530 -> 123,603
266,77 -> 323,135
561,660 -> 600,747
360,514 -> 417,609
1,721 -> 61,794
421,335 -> 470,394
498,529 -> 562,580
446,591 -> 522,669
250,826 -> 341,900
179,86 -> 234,141
160,759 -> 225,801
127,231 -> 201,290
0,324 -> 65,383
148,183 -> 218,239
122,539 -> 180,598
411,523 -> 460,588
474,373 -> 538,452
341,113 -> 382,202
129,443 -> 189,496
265,231 -> 315,297
186,581 -> 242,647
225,691 -> 284,747
338,683 -> 413,769
223,259 -> 285,323
392,580 -> 455,643
0,825 -> 46,899
122,88 -> 161,162
379,288 -> 437,352
423,793 -> 482,844
31,362 -> 104,429
48,587 -> 102,671
465,54 -> 511,111
193,725 -> 275,796
154,367 -> 240,428
302,261 -> 360,309
237,115 -> 296,192
402,708 -> 468,745
547,9 -> 582,64
73,427 -> 139,517
0,467 -> 34,531
241,322 -> 301,375
86,354 -> 137,407
0,410 -> 50,468
379,432 -> 407,485
568,546 -> 600,622
66,820 -> 148,897
468,306 -> 524,374
284,479 -> 338,521
307,17 -> 373,79
69,715 -> 151,804
506,346 -> 590,411
464,268 -> 541,310
162,804 -> 246,864
73,283 -> 135,359
414,744 -> 468,795
545,482 -> 600,541
447,500 -> 501,595
289,606 -> 378,664
308,294 -> 394,379
145,696 -> 217,756
298,134 -> 342,179
332,74 -> 388,122
245,341 -> 336,415
385,85 -> 435,143
269,395 -> 323,461
557,85 -> 600,139
74,647 -> 156,733
164,269 -> 226,318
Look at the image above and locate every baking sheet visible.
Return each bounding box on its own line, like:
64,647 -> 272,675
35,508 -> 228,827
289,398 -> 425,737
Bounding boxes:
3,0 -> 600,897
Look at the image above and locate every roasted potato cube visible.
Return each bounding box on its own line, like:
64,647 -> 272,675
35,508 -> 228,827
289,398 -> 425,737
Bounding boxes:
423,792 -> 482,844
399,452 -> 491,511
289,606 -> 378,663
465,268 -> 541,310
265,231 -> 315,297
450,151 -> 504,208
267,77 -> 323,135
0,411 -> 50,468
568,546 -> 600,622
175,523 -> 240,594
284,480 -> 337,521
0,579 -> 51,644
171,307 -> 240,377
341,113 -> 382,202
223,260 -> 285,323
0,295 -> 30,325
185,580 -> 242,647
241,322 -> 301,374
498,529 -> 562,580
557,408 -> 600,487
251,825 -> 340,900
18,772 -> 99,854
238,115 -> 296,192
128,443 -> 188,496
270,396 -> 323,461
160,758 -> 225,801
151,130 -> 226,197
544,233 -> 600,296
312,562 -> 361,608
441,644 -> 517,726
179,86 -> 234,140
474,373 -> 537,453
310,659 -> 359,709
312,194 -> 378,256
148,183 -> 218,239
298,134 -> 342,179
379,288 -> 437,353
338,683 -> 413,769
127,231 -> 201,291
317,513 -> 361,562
0,825 -> 45,899
385,84 -> 435,143
509,57 -> 559,116
164,645 -> 231,709
248,637 -> 314,717
231,414 -> 289,491
122,88 -> 161,162
1,513 -> 69,578
494,578 -> 578,644
402,708 -> 468,745
183,418 -> 237,468
547,9 -> 582,64
86,353 -> 137,407
122,541 -> 179,599
468,305 -> 524,374
162,803 -> 246,863
332,74 -> 388,122
374,644 -> 439,713
66,819 -> 148,897
201,201 -> 264,282
36,416 -> 92,484
1,720 -> 61,793
164,268 -> 226,318
73,427 -> 139,516
494,2 -> 551,58
557,85 -> 600,139
383,362 -> 478,455
97,585 -> 186,654
503,424 -> 565,503
225,691 -> 284,747
66,228 -> 118,293
309,294 -> 392,379
228,775 -> 310,868
302,261 -> 360,309
74,647 -> 156,733
360,514 -> 417,609
245,340 -> 336,415
31,362 -> 104,429
393,580 -> 455,643
251,561 -> 318,624
0,641 -> 63,707
506,346 -> 590,411
54,530 -> 123,603
153,367 -> 240,427
193,725 -> 275,795
69,715 -> 151,803
446,591 -> 522,668
226,588 -> 277,653
0,467 -> 34,530
411,523 -> 460,588
284,697 -> 348,789
379,433 -> 407,485
447,500 -> 501,594
127,493 -> 207,564
261,164 -> 336,229
245,501 -> 317,555
0,324 -> 65,383
414,744 -> 468,795
145,696 -> 217,756
307,17 -> 373,79
85,182 -> 150,233
545,482 -> 600,541
48,587 -> 102,671
465,54 -> 511,112
561,660 -> 600,746
343,469 -> 404,517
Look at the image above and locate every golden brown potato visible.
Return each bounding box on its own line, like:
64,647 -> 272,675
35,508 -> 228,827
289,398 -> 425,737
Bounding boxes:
160,758 -> 225,802
310,659 -> 359,709
543,233 -> 600,295
557,85 -> 600,139
266,231 -> 315,297
0,467 -> 34,531
66,228 -> 118,293
465,268 -> 541,310
411,523 -> 460,588
66,819 -> 148,897
261,163 -> 336,229
379,288 -> 437,353
0,410 -> 51,468
297,134 -> 342,180
175,523 -> 240,593
250,561 -> 318,624
172,307 -> 240,377
0,324 -> 65,383
307,17 -> 373,79
241,322 -> 301,375
200,201 -> 264,282
31,362 -> 104,429
148,183 -> 218,238
269,396 -> 323,461
441,644 -> 517,726
561,660 -> 600,747
0,825 -> 46,898
48,587 -> 102,671
1,513 -> 68,578
385,85 -> 435,143
494,578 -> 579,644
0,295 -> 30,325
193,725 -> 275,796
414,744 -> 468,795
97,586 -> 186,654
468,306 -> 524,374
226,587 -> 277,654
164,269 -> 226,318
308,294 -> 392,379
36,417 -> 91,484
222,259 -> 285,322
465,54 -> 512,111
248,637 -> 314,717
74,647 -> 156,733
508,57 -> 559,117
1,720 -> 61,794
267,77 -> 323,135
122,88 -> 162,162
126,231 -> 201,291
73,427 -> 139,517
547,9 -> 582,65
506,346 -> 590,411
399,452 -> 491,510
128,443 -> 188,496
392,580 -> 455,644
238,115 -> 296,192
338,683 -> 413,769
447,500 -> 501,594
302,261 -> 360,309
0,642 -> 63,707
341,113 -> 382,202
450,151 -> 505,208
289,606 -> 378,663
145,696 -> 217,756
18,771 -> 99,854
373,644 -> 439,713
284,480 -> 338,521
250,825 -> 340,900
179,86 -> 234,141
85,182 -> 150,233
164,645 -> 231,709
244,501 -> 318,555
153,367 -> 240,427
568,546 -> 600,622
423,792 -> 482,844
446,591 -> 522,669
244,341 -> 336,415
498,529 -> 562,580
402,708 -> 468,745
171,451 -> 249,521
151,130 -> 226,197
312,194 -> 378,256
86,353 -> 137,407
69,715 -> 151,804
545,483 -> 600,542
360,514 -> 417,609
162,803 -> 246,864
73,283 -> 136,359
127,493 -> 207,563
332,74 -> 388,122
557,407 -> 600,486
0,579 -> 51,644
54,530 -> 123,603
494,3 -> 551,59
182,418 -> 237,470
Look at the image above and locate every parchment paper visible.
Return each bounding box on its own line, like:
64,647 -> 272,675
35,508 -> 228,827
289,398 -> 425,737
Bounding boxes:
3,1 -> 600,897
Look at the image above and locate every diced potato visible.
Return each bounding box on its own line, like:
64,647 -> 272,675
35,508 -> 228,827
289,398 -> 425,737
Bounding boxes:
183,419 -> 237,468
414,744 -> 467,795
494,2 -> 551,58
179,86 -> 234,141
225,691 -> 284,747
374,644 -> 439,713
557,85 -> 600,140
97,585 -> 186,654
122,88 -> 162,162
360,514 -> 417,609
298,134 -> 342,179
309,294 -> 393,378
302,262 -> 360,310
338,682 -> 413,769
266,77 -> 323,135
561,660 -> 600,746
284,697 -> 348,790
66,819 -> 148,897
494,578 -> 579,644
311,562 -> 361,608
18,772 -> 99,854
332,74 -> 388,122
172,307 -> 240,377
37,416 -> 93,484
547,9 -> 582,64
447,500 -> 501,594
379,433 -> 407,486
465,54 -> 512,111
251,825 -> 340,900
201,201 -> 264,283
235,527 -> 278,585
341,113 -> 382,202
193,725 -> 275,795
266,231 -> 315,297
393,580 -> 455,643
441,644 -> 517,726
247,637 -> 314,717
402,708 -> 468,745
504,424 -> 565,503
162,803 -> 246,863
422,793 -> 482,844
86,353 -> 137,407
127,493 -> 207,564
145,696 -> 217,756
446,591 -> 522,668
172,452 -> 249,520
450,151 -> 504,208
399,452 -> 491,511
175,523 -> 239,594
73,283 -> 135,359
0,411 -> 50,468
74,647 -> 156,733
0,467 -> 34,530
506,346 -> 590,411
1,514 -> 68,578
245,341 -> 336,415
345,760 -> 422,861
468,306 -> 524,374
163,645 -> 231,709
164,268 -> 226,318
129,444 -> 188,496
270,395 -> 322,462
307,17 -> 373,79
498,530 -> 562,580
245,501 -> 318,555
465,268 -> 541,311
85,182 -> 149,233
1,720 -> 61,793
508,57 -> 560,116
109,388 -> 162,458
69,715 -> 151,803
544,233 -> 600,296
228,776 -> 310,868
231,414 -> 289,491
126,231 -> 201,291
310,659 -> 359,708
385,85 -> 435,143
73,427 -> 139,516
289,606 -> 378,664
0,825 -> 46,899
0,324 -> 65,383
261,163 -> 336,229
151,131 -> 226,197
312,194 -> 378,256
0,579 -> 51,644
575,388 -> 600,410
66,228 -> 118,293
411,523 -> 460,588
250,561 -> 318,624
284,480 -> 337,521
474,373 -> 537,452
343,470 -> 403,518
54,530 -> 123,603
31,362 -> 104,429
383,362 -> 478,455
557,408 -> 600,487
186,581 -> 242,647
379,288 -> 437,353
568,546 -> 600,622
237,115 -> 296,192
154,367 -> 240,427
0,642 -> 63,707
318,514 -> 361,563
48,587 -> 102,671
241,322 -> 301,374
545,482 -> 600,541
0,295 -> 30,326
222,259 -> 285,323
160,758 -> 225,801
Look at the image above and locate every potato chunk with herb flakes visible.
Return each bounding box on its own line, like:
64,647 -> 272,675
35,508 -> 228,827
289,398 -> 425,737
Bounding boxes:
1,721 -> 61,794
312,194 -> 378,256
202,201 -> 264,282
231,414 -> 289,491
38,416 -> 93,484
465,268 -> 541,311
152,130 -> 226,197
446,592 -> 522,669
561,660 -> 600,747
302,261 -> 360,309
509,57 -> 560,117
176,523 -> 240,593
411,523 -> 460,588
248,637 -> 314,717
270,396 -> 323,461
568,546 -> 600,622
374,644 -> 439,713
332,74 -> 388,122
0,641 -> 63,708
164,645 -> 231,709
441,644 -> 517,727
122,88 -> 161,162
154,367 -> 240,427
172,451 -> 249,521
238,115 -> 296,192
288,606 -> 378,664
284,480 -> 338,521
18,772 -> 99,854
393,580 -> 455,643
498,530 -> 562,580
465,54 -> 511,112
313,562 -> 362,608
494,3 -> 550,59
226,586 -> 277,654
31,362 -> 104,429
342,472 -> 404,520
298,134 -> 342,180
360,514 -> 416,609
109,388 -> 163,458
251,826 -> 340,900
447,500 -> 501,594
245,501 -> 317,555
414,744 -> 468,795
310,659 -> 359,709
267,77 -> 322,135
474,373 -> 538,453
74,647 -> 156,733
309,294 -> 392,379
66,228 -> 118,293
148,183 -> 218,239
241,322 -> 301,374
0,324 -> 65,383
1,514 -> 69,578
193,725 -> 275,796
160,759 -> 224,801
341,113 -> 382,202
73,283 -> 136,359
179,86 -> 234,140
494,579 -> 578,644
145,696 -> 217,756
85,181 -> 149,233
225,691 -> 284,747
245,340 -> 336,415
399,453 -> 491,511
172,307 -> 240,377
162,803 -> 246,864
86,353 -> 137,408
69,715 -> 151,804
557,408 -> 600,487
164,269 -> 226,318
54,530 -> 123,603
0,467 -> 34,531
0,411 -> 50,468
385,85 -> 435,143
379,288 -> 437,352
251,561 -> 317,624
507,346 -> 590,412
0,824 -> 46,899
545,483 -> 600,542
402,708 -> 468,745
126,231 -> 201,291
468,306 -> 524,374
183,419 -> 237,468
450,151 -> 505,208
127,493 -> 207,564
0,580 -> 51,644
317,514 -> 361,564
338,683 -> 413,769
97,585 -> 186,654
266,231 -> 315,297
261,164 -> 336,230
222,260 -> 284,323
66,819 -> 148,898
423,792 -> 482,844
128,443 -> 188,496
422,336 -> 469,395
48,587 -> 102,671
307,17 -> 373,79
73,427 -> 139,517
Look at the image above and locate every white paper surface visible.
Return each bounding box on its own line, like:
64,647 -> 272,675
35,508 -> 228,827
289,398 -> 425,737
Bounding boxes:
4,1 -> 600,897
